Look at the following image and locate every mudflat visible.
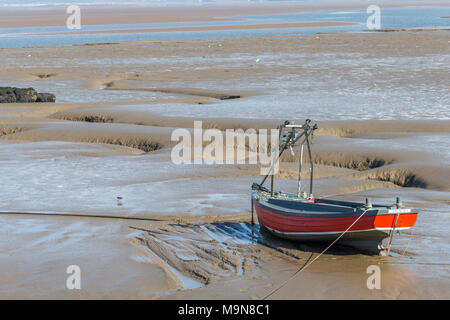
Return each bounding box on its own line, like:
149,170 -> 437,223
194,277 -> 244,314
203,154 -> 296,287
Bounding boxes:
0,8 -> 449,299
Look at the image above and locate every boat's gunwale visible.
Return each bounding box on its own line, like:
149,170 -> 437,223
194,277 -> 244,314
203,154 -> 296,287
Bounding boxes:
254,199 -> 415,220
253,192 -> 418,240
253,190 -> 416,218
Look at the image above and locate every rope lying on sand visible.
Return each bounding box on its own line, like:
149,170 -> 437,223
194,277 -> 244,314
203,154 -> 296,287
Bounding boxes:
262,208 -> 369,300
0,210 -> 161,221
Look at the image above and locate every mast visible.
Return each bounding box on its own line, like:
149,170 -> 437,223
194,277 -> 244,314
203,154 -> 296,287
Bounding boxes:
258,119 -> 318,198
305,130 -> 314,198
297,143 -> 304,198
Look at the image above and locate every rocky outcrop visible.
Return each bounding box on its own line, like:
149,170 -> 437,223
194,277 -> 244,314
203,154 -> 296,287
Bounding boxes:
36,92 -> 56,103
0,87 -> 55,103
0,87 -> 16,103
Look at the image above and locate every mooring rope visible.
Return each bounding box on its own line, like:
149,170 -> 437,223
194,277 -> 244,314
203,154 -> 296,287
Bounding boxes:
0,210 -> 161,222
400,228 -> 414,256
262,207 -> 369,300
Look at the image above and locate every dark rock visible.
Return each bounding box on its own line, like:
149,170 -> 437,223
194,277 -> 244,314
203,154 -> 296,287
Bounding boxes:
0,87 -> 17,103
0,86 -> 55,103
36,92 -> 56,103
220,95 -> 241,100
13,87 -> 38,103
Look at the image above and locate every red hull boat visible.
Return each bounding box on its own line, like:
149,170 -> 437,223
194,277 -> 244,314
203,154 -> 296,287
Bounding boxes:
251,120 -> 419,254
252,187 -> 418,253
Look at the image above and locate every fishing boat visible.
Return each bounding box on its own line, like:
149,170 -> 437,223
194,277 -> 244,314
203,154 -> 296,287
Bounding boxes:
251,119 -> 418,254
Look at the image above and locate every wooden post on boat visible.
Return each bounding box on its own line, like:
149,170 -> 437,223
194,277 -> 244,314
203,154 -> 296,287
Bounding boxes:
270,174 -> 274,197
297,143 -> 304,198
251,197 -> 254,225
271,125 -> 283,197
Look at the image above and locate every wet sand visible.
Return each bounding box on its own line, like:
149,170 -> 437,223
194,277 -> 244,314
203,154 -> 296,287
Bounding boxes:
0,25 -> 449,298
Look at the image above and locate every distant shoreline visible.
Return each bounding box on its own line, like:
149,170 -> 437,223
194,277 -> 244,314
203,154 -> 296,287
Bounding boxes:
39,22 -> 358,37
1,2 -> 449,29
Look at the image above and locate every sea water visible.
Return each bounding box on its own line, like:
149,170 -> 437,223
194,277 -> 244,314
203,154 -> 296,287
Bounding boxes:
0,6 -> 448,48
